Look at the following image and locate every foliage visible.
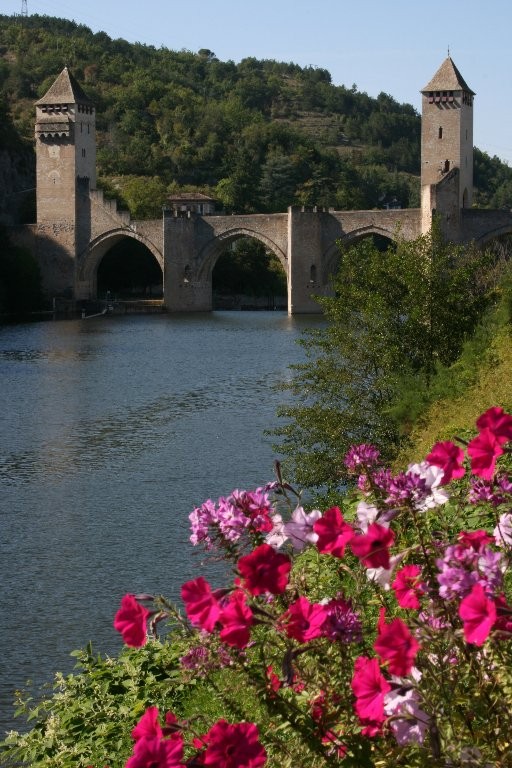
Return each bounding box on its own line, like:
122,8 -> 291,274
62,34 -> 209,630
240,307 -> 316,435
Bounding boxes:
2,638 -> 190,767
5,409 -> 512,767
272,223 -> 497,494
212,238 -> 287,299
2,15 -> 512,216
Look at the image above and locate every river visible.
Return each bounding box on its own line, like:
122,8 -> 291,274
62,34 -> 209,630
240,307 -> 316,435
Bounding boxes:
0,310 -> 323,735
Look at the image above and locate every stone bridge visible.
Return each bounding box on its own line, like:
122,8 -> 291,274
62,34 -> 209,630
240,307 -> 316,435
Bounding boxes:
28,61 -> 512,314
74,193 -> 425,313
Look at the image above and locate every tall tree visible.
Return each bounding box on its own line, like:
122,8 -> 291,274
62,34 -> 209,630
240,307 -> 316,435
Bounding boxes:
274,222 -> 492,493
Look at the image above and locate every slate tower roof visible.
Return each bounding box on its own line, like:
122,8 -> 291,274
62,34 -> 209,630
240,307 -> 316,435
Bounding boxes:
35,67 -> 93,106
421,56 -> 475,95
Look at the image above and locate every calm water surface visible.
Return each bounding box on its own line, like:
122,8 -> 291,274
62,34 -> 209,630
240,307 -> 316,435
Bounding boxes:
0,311 -> 322,734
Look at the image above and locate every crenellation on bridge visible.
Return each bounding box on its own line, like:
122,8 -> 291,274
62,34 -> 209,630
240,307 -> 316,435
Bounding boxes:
26,57 -> 512,313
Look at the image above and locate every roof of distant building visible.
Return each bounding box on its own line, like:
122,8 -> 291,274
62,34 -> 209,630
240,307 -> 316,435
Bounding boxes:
167,193 -> 217,202
36,67 -> 93,106
421,56 -> 475,95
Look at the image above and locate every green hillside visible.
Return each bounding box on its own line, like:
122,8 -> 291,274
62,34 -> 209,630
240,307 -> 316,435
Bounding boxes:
2,13 -> 512,216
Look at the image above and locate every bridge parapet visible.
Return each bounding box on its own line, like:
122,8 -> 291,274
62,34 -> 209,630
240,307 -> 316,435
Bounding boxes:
460,209 -> 512,245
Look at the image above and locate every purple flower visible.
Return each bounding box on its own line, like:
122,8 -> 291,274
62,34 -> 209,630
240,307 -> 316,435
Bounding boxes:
344,444 -> 380,472
322,595 -> 363,643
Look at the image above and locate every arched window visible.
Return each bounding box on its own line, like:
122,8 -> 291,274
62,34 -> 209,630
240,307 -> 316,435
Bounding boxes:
438,126 -> 443,139
309,264 -> 317,283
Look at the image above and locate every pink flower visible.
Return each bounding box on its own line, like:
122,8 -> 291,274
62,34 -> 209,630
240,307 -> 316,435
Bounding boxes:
113,594 -> 150,647
476,407 -> 512,444
392,565 -> 425,609
351,656 -> 391,726
467,428 -> 504,480
425,440 -> 465,485
131,707 -> 162,741
237,544 -> 291,595
219,589 -> 254,648
125,735 -> 184,768
181,577 -> 221,633
313,506 -> 354,558
202,720 -> 267,768
459,583 -> 497,645
279,596 -> 328,643
373,608 -> 420,676
350,523 -> 395,570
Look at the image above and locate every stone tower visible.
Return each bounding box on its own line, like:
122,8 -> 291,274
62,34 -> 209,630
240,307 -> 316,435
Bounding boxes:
35,67 -> 96,295
420,56 -> 475,236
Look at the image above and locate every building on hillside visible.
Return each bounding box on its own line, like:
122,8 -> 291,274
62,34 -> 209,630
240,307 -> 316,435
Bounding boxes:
166,192 -> 217,216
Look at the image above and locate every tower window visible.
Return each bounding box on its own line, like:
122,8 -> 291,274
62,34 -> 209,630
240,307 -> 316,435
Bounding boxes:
438,126 -> 443,139
444,159 -> 450,173
82,148 -> 86,158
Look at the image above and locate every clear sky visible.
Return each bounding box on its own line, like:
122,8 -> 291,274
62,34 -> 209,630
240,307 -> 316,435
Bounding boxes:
7,0 -> 512,164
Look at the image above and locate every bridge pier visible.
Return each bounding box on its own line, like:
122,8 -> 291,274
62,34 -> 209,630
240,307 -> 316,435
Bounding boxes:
163,211 -> 213,312
287,207 -> 326,313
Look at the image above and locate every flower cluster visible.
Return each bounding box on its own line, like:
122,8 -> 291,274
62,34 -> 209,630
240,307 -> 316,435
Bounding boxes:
189,487 -> 275,552
124,706 -> 266,768
114,407 -> 512,767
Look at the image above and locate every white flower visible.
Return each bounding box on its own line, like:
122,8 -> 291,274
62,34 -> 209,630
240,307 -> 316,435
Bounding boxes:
356,501 -> 380,533
407,461 -> 449,511
283,506 -> 321,551
265,514 -> 288,549
493,513 -> 512,547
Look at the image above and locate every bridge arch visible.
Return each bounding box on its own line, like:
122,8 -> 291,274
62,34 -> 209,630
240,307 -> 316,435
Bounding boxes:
78,229 -> 164,297
321,225 -> 397,284
196,227 -> 288,282
474,225 -> 512,248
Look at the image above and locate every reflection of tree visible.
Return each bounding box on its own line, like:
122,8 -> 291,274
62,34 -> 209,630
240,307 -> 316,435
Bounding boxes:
97,240 -> 163,299
212,238 -> 286,299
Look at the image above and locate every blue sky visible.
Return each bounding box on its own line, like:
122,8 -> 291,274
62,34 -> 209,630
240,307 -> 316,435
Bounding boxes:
8,0 -> 512,164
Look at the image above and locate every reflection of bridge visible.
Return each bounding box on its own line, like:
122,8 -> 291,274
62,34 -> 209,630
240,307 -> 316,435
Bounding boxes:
27,58 -> 512,313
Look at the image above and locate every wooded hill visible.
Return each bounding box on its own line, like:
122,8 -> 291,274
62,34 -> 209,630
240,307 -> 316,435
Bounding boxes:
1,13 -> 512,218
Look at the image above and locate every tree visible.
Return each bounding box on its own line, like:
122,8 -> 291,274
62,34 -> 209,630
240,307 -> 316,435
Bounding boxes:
273,222 -> 494,493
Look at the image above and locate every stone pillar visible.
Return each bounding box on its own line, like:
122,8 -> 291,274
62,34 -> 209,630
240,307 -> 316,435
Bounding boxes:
287,206 -> 324,314
163,212 -> 212,311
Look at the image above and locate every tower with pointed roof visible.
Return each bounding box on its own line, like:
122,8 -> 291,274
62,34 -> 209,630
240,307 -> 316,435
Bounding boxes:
35,67 -> 96,292
420,56 -> 475,233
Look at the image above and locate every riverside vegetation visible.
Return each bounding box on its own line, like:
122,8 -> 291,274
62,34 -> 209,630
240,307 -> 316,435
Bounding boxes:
2,228 -> 512,767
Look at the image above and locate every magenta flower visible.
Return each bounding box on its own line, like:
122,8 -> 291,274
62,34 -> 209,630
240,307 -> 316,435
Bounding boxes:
201,720 -> 267,768
476,406 -> 512,444
218,589 -> 254,649
425,440 -> 465,485
313,506 -> 354,558
131,706 -> 163,741
181,577 -> 221,633
467,428 -> 504,480
125,734 -> 184,768
373,608 -> 420,676
350,523 -> 395,570
113,594 -> 150,648
237,543 -> 291,595
459,583 -> 497,645
392,565 -> 425,609
279,596 -> 328,643
351,655 -> 391,725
